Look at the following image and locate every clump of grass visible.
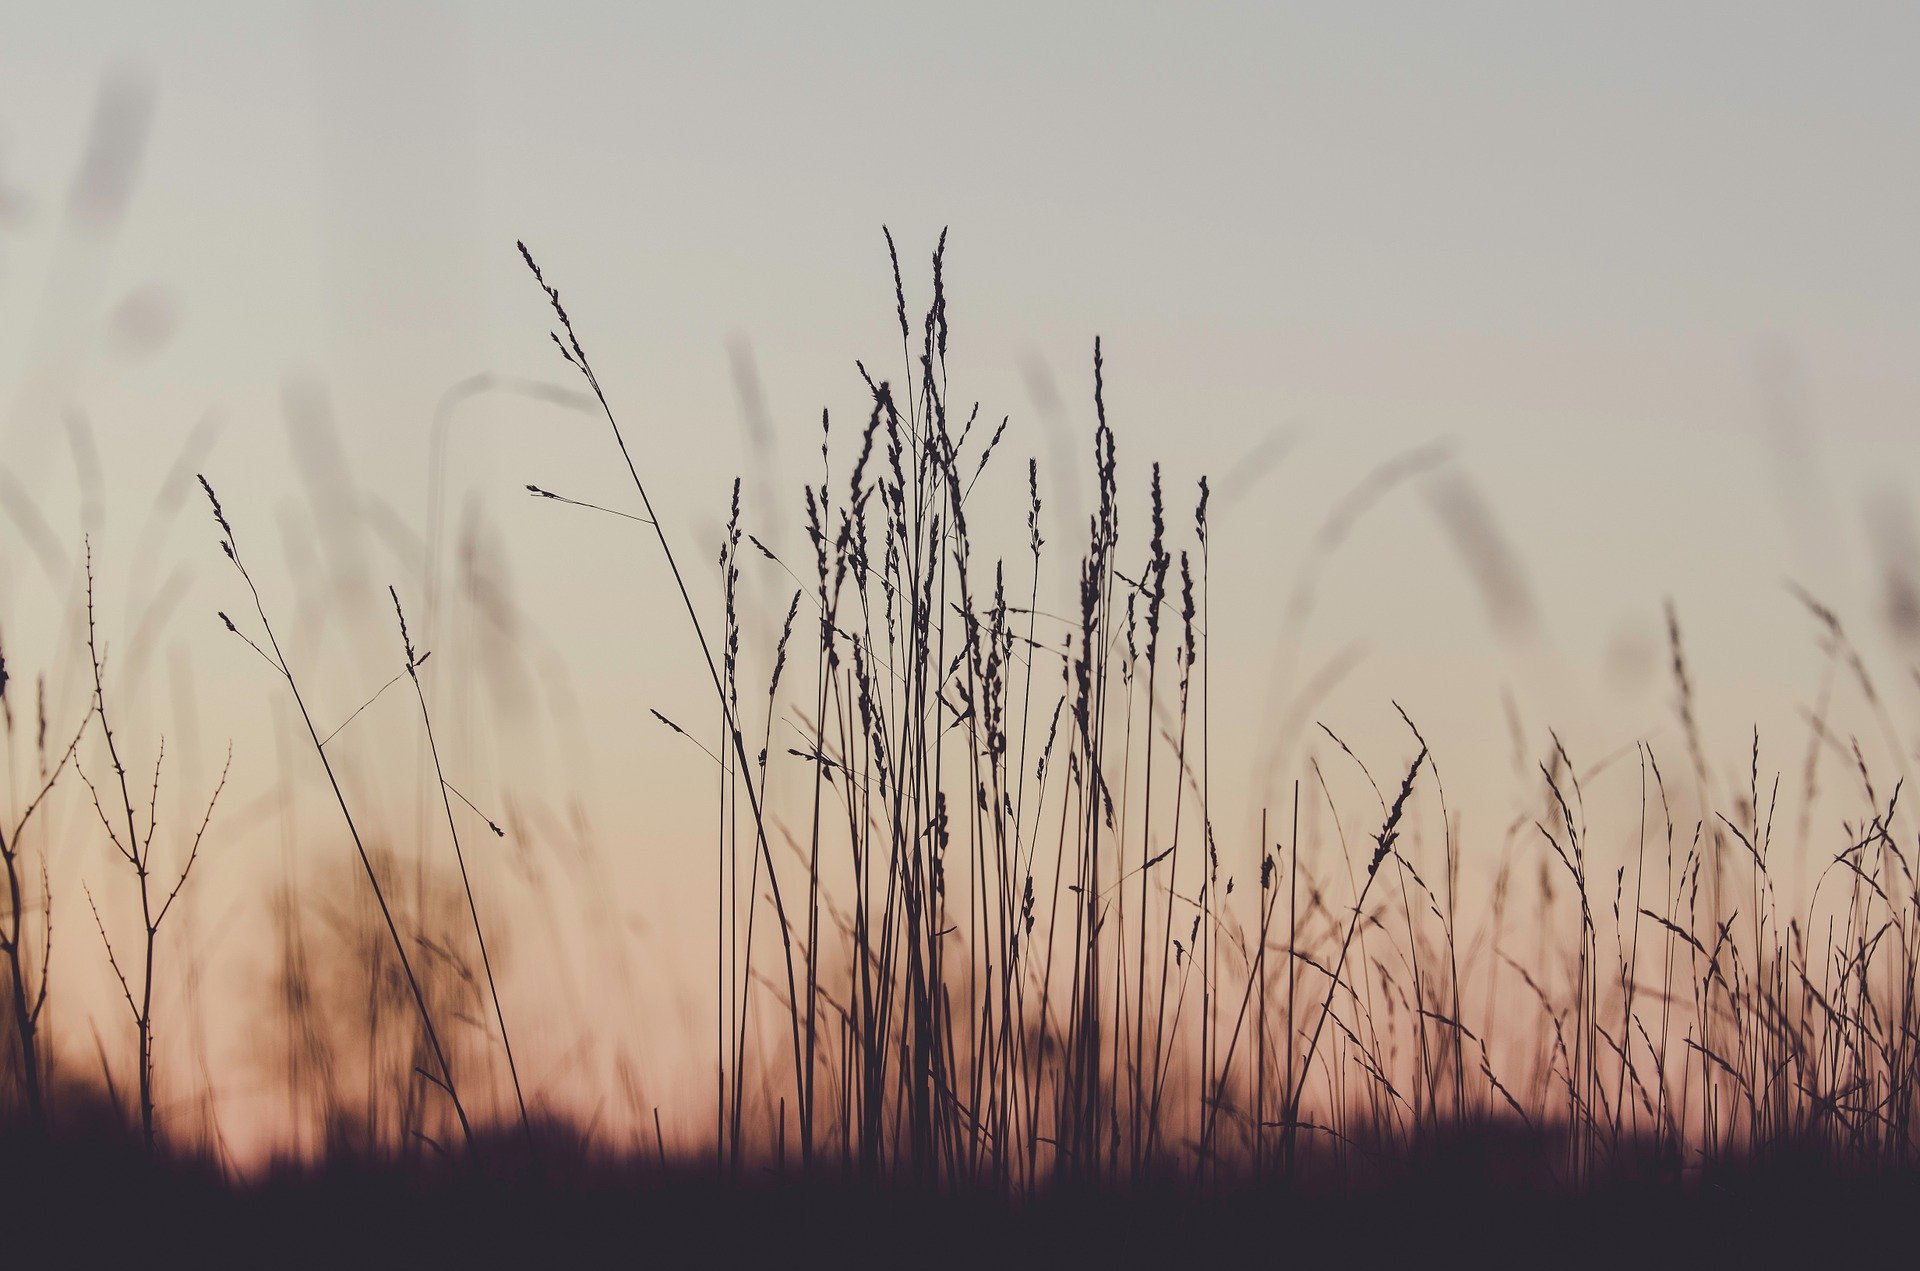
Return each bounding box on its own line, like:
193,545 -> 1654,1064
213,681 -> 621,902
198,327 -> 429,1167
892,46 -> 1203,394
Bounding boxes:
77,543 -> 231,1153
3,234 -> 1920,1220
0,638 -> 88,1135
197,476 -> 474,1154
494,231 -> 1920,1193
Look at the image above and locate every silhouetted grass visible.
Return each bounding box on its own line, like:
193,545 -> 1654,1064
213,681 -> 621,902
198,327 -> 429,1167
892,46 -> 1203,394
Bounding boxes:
5,234 -> 1920,1260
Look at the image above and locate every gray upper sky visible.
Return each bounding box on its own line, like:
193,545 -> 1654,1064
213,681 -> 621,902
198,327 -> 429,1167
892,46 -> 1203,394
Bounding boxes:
5,0 -> 1916,755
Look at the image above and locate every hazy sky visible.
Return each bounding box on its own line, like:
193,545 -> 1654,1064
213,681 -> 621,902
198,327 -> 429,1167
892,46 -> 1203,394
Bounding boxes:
3,1 -> 1917,1155
5,0 -> 1913,766
7,3 -> 1914,603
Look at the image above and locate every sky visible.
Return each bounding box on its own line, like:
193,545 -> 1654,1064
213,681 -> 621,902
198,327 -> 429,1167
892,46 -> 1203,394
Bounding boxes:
2,1 -> 1918,1158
